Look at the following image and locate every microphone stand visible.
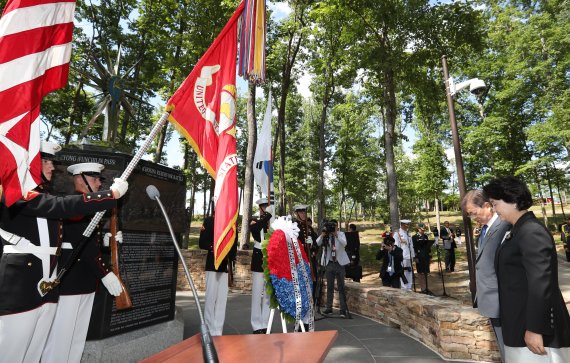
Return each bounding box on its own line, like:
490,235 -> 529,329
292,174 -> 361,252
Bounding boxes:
147,186 -> 218,363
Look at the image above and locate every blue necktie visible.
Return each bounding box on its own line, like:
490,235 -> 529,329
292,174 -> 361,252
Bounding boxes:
479,224 -> 488,249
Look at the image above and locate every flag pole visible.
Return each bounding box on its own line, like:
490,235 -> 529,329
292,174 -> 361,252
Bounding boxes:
51,111 -> 171,286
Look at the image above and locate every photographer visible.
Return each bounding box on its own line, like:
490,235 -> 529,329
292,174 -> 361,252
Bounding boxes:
376,234 -> 404,288
316,219 -> 349,318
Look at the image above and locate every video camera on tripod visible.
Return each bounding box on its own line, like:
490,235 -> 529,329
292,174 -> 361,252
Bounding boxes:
320,221 -> 337,262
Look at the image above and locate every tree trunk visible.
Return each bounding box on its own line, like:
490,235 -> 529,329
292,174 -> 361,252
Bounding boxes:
317,87 -> 331,227
383,67 -> 400,231
545,167 -> 556,218
277,81 -> 288,215
239,82 -> 257,248
154,124 -> 169,163
534,174 -> 549,226
65,80 -> 85,145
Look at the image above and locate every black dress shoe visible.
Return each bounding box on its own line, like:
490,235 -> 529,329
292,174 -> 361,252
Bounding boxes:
339,310 -> 347,318
253,329 -> 266,334
322,308 -> 333,315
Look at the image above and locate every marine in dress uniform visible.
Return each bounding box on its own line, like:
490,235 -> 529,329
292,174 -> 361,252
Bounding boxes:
42,163 -> 124,363
249,198 -> 272,334
199,215 -> 237,336
394,219 -> 415,291
0,143 -> 129,363
292,205 -> 317,281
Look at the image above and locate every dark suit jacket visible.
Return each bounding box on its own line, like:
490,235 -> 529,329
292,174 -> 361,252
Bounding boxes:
495,211 -> 570,347
475,217 -> 510,318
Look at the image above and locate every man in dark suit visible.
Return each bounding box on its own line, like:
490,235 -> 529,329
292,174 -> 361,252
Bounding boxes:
441,221 -> 456,272
463,190 -> 511,361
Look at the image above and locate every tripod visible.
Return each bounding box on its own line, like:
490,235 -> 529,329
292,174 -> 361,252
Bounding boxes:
314,234 -> 352,320
435,244 -> 448,296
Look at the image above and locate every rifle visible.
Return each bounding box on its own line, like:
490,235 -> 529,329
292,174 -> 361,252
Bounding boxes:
304,219 -> 316,282
110,208 -> 133,310
227,259 -> 235,287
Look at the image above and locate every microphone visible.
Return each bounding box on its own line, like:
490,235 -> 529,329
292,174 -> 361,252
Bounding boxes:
146,185 -> 218,363
146,184 -> 160,200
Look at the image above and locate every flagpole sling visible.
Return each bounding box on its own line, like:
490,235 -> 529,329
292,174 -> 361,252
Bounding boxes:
41,111 -> 171,295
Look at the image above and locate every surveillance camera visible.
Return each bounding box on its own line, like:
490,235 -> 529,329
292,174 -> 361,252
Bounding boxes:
469,78 -> 486,95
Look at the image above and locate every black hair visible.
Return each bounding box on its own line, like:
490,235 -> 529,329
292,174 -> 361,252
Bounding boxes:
384,236 -> 395,245
349,223 -> 356,231
483,176 -> 533,210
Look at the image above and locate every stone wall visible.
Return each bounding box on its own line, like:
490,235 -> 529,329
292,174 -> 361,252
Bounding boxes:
177,250 -> 500,362
176,249 -> 253,294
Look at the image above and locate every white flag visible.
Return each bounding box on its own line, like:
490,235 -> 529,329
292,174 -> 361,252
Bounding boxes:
253,93 -> 274,205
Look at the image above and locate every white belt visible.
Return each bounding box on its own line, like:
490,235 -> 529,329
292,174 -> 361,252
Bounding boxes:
0,227 -> 25,245
3,244 -> 60,255
61,242 -> 73,249
254,242 -> 262,249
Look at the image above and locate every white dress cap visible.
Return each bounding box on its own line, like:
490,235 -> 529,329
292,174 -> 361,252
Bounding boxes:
256,198 -> 268,205
40,141 -> 62,157
67,162 -> 105,176
293,204 -> 309,211
400,219 -> 412,224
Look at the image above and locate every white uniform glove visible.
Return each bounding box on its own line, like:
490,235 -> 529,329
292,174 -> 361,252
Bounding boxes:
110,178 -> 128,199
103,231 -> 123,247
101,272 -> 123,296
306,236 -> 313,245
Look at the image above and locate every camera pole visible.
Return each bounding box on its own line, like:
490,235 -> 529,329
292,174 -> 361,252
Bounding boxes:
313,236 -> 327,321
435,245 -> 448,296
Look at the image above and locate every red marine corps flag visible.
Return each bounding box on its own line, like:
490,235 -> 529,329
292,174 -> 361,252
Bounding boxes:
0,0 -> 76,206
166,3 -> 244,268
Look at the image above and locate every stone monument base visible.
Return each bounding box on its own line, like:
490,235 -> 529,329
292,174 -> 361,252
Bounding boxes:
81,307 -> 184,363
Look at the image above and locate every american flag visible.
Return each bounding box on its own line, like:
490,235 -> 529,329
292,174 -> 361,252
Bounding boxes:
0,0 -> 76,206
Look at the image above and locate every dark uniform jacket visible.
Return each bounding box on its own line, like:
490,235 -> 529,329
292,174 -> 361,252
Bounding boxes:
59,196 -> 112,295
495,212 -> 570,348
412,233 -> 431,273
0,190 -> 116,315
249,211 -> 272,272
199,217 -> 237,273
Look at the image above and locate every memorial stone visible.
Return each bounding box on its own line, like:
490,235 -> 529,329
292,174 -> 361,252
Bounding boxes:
53,146 -> 186,339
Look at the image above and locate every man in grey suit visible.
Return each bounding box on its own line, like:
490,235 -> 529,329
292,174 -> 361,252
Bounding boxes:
462,190 -> 510,362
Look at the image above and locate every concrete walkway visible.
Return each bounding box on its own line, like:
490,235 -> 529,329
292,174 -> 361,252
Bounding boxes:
176,292 -> 470,363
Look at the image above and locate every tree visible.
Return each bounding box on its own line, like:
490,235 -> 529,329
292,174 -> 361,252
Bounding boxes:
331,93 -> 379,228
266,1 -> 310,215
337,0 -> 484,230
308,0 -> 357,225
